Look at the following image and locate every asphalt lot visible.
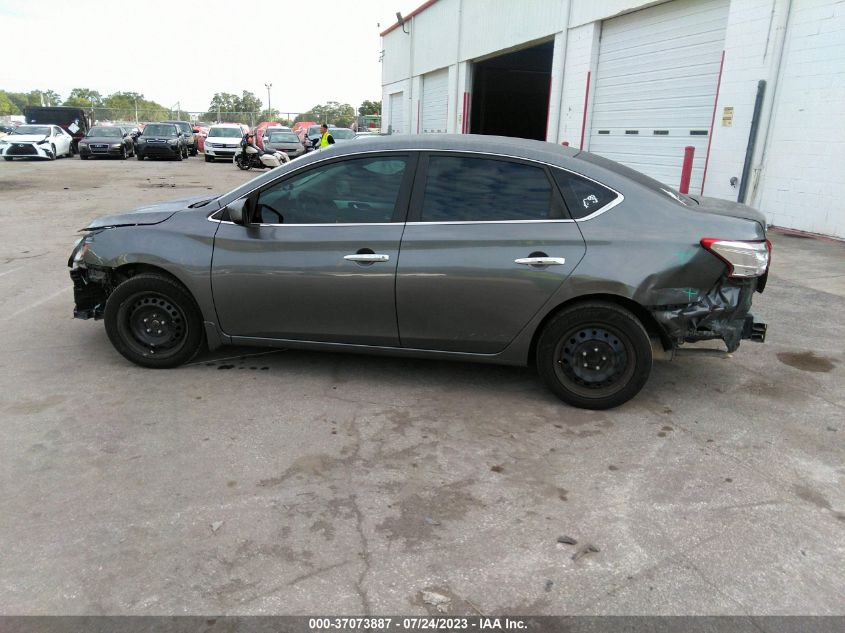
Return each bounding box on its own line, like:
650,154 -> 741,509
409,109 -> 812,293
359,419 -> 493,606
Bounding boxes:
0,155 -> 843,616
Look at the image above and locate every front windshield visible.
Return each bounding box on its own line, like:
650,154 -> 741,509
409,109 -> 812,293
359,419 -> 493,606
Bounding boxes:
331,129 -> 355,140
267,132 -> 299,143
14,125 -> 50,135
87,127 -> 122,138
143,124 -> 178,137
208,127 -> 243,138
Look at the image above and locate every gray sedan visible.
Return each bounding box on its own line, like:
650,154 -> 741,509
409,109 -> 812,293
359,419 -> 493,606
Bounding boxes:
68,135 -> 770,409
263,129 -> 306,159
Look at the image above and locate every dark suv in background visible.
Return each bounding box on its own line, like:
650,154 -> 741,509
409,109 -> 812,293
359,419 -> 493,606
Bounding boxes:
160,120 -> 197,156
134,123 -> 188,161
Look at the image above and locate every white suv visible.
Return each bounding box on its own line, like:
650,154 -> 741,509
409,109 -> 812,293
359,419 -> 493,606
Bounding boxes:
203,124 -> 248,162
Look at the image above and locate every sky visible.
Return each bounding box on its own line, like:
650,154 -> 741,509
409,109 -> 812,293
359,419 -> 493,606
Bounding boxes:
0,0 -> 420,114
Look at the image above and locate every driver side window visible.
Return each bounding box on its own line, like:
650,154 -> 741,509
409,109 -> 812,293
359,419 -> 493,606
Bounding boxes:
254,156 -> 409,225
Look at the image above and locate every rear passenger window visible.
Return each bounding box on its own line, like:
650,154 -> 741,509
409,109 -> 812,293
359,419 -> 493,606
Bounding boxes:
421,156 -> 555,222
553,169 -> 619,219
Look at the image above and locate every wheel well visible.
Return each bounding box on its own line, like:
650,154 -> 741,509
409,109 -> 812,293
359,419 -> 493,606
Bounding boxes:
113,263 -> 186,289
527,294 -> 672,366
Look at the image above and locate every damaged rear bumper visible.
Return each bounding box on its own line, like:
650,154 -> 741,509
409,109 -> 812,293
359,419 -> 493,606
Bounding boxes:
650,278 -> 767,352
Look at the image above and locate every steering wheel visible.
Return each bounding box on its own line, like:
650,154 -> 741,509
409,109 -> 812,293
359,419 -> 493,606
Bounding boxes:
298,192 -> 322,215
257,203 -> 284,224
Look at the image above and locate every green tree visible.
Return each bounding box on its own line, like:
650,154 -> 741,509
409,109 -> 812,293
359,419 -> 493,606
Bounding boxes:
0,91 -> 16,115
64,88 -> 103,108
295,102 -> 356,128
358,100 -> 381,116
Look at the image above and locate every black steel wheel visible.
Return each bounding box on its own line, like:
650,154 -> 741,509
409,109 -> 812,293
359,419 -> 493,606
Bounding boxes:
104,273 -> 204,368
536,302 -> 652,409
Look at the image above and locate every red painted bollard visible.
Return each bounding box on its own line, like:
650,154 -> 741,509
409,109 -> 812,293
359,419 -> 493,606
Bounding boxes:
679,145 -> 695,194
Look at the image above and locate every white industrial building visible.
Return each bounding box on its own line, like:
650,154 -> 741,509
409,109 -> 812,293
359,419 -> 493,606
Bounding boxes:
380,0 -> 845,238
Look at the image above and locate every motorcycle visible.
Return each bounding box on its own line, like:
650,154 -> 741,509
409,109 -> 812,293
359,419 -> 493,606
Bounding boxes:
233,143 -> 289,170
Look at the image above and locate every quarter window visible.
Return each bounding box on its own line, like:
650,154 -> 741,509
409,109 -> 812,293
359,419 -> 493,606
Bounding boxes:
420,156 -> 555,222
254,156 -> 409,224
552,168 -> 619,219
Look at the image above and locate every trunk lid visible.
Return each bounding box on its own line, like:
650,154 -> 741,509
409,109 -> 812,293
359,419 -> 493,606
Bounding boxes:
687,195 -> 767,230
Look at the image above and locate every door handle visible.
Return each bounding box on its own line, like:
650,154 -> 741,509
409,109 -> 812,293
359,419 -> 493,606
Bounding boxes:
514,257 -> 566,266
344,253 -> 390,263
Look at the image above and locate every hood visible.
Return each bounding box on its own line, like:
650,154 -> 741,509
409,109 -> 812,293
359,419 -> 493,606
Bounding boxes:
84,195 -> 212,229
686,195 -> 768,228
83,136 -> 124,143
4,134 -> 49,143
206,136 -> 242,143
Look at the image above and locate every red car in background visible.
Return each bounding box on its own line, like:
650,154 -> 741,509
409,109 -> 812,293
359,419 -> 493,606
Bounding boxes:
193,124 -> 211,153
293,121 -> 317,145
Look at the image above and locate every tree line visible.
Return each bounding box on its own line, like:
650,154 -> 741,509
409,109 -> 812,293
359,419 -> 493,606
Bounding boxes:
1,87 -> 381,128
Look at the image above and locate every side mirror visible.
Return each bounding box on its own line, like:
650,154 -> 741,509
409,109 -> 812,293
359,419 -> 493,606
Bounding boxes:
226,198 -> 248,225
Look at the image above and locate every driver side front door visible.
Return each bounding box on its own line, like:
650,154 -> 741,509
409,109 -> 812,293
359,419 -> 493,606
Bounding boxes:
211,153 -> 416,346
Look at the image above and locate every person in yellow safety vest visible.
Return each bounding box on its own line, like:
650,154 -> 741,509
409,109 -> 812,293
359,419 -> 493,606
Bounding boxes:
318,123 -> 335,149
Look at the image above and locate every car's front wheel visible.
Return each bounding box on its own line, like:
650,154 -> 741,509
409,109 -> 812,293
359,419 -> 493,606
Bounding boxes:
49,144 -> 57,160
536,302 -> 653,410
104,273 -> 204,368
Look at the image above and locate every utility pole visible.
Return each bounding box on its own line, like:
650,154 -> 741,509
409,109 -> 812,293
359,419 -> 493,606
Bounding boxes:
265,82 -> 272,116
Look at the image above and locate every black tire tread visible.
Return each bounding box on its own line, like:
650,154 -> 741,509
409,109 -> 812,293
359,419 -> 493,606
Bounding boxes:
104,273 -> 204,368
536,301 -> 652,410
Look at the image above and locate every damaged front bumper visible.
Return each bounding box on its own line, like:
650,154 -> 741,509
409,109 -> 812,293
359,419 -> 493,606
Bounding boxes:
650,277 -> 767,352
70,266 -> 111,320
68,235 -> 112,320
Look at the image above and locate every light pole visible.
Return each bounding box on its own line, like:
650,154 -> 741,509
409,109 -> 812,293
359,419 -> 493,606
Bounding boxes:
264,82 -> 272,117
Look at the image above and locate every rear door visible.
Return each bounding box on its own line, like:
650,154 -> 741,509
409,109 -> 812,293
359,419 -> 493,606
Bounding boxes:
395,153 -> 586,353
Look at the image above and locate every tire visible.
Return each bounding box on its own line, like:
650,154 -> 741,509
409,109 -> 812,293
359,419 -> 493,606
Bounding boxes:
49,144 -> 56,160
175,149 -> 183,161
136,153 -> 144,161
104,273 -> 204,368
80,154 -> 88,160
190,145 -> 198,156
235,154 -> 251,170
120,147 -> 127,160
3,157 -> 11,161
66,144 -> 74,158
536,302 -> 653,410
204,154 -> 212,162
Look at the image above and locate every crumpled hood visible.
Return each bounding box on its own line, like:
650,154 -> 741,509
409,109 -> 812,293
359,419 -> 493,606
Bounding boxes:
84,195 -> 211,229
687,195 -> 767,228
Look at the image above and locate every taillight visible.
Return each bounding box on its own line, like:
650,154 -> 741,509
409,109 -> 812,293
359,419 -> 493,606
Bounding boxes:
700,238 -> 770,278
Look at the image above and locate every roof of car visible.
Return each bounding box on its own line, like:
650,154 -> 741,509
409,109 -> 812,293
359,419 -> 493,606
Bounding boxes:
329,134 -> 581,165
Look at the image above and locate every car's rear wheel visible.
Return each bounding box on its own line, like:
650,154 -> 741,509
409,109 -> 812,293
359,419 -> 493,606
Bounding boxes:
536,302 -> 652,410
104,273 -> 204,368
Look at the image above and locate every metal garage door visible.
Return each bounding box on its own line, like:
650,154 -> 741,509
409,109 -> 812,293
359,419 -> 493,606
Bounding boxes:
421,68 -> 449,133
589,0 -> 729,192
389,92 -> 404,134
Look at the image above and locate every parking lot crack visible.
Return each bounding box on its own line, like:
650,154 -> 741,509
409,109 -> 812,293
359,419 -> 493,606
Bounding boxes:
350,493 -> 374,615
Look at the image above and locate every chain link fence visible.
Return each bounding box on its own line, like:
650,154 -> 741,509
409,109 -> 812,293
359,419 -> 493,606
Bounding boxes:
87,109 -> 301,127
